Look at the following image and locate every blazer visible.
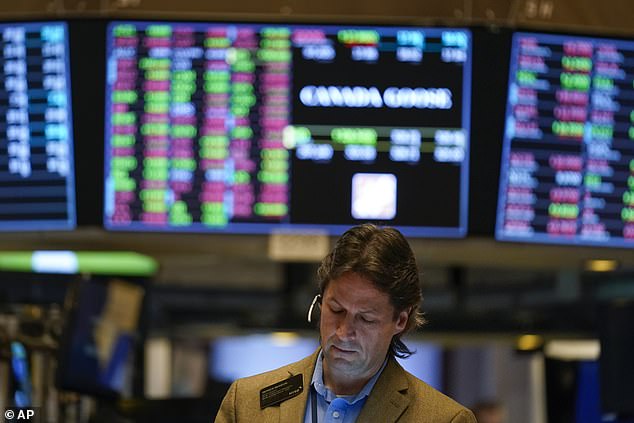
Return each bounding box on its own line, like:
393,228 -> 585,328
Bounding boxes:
214,349 -> 476,423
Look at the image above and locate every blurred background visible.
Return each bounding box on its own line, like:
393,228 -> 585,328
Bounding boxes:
0,0 -> 633,422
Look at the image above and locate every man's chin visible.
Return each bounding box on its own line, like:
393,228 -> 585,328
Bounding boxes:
325,355 -> 353,371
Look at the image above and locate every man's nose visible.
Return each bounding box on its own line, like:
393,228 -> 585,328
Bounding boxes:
336,314 -> 356,339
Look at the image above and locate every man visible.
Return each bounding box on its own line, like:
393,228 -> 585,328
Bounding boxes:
215,224 -> 476,422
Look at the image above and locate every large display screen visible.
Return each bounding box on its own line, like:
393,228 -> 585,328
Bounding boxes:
0,22 -> 75,230
103,21 -> 471,236
496,32 -> 634,247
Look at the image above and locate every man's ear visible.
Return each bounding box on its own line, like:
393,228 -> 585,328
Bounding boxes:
393,308 -> 409,335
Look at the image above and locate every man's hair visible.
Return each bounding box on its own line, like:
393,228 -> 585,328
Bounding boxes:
316,223 -> 426,358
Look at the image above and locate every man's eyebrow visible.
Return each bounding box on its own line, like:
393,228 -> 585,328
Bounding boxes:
326,299 -> 379,315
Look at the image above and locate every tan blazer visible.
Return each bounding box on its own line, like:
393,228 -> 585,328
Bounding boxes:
215,349 -> 476,423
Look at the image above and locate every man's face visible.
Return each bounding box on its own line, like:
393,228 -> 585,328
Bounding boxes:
319,272 -> 408,383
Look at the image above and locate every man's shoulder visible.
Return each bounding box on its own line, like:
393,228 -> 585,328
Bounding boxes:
400,369 -> 475,421
360,359 -> 476,422
403,371 -> 466,410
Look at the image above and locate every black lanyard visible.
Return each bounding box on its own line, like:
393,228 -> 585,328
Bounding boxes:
311,386 -> 318,423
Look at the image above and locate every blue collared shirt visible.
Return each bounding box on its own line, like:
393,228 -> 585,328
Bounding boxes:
303,351 -> 388,423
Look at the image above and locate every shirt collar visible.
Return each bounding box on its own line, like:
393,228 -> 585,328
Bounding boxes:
311,349 -> 388,405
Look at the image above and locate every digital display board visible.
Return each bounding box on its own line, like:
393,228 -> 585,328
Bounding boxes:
104,21 -> 471,236
496,32 -> 634,247
0,22 -> 75,230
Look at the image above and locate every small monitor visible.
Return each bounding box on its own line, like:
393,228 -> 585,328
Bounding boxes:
0,21 -> 76,231
209,333 -> 319,383
496,31 -> 634,247
103,21 -> 472,237
56,277 -> 145,397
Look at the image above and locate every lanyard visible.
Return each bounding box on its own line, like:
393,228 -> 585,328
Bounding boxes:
311,387 -> 318,423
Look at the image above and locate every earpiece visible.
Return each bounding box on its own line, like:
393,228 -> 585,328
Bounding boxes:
307,294 -> 322,323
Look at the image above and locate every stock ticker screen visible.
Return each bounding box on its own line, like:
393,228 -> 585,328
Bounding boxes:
0,22 -> 75,230
104,21 -> 471,236
496,32 -> 634,247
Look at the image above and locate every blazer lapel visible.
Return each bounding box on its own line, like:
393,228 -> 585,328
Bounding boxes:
279,349 -> 320,422
356,357 -> 410,423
